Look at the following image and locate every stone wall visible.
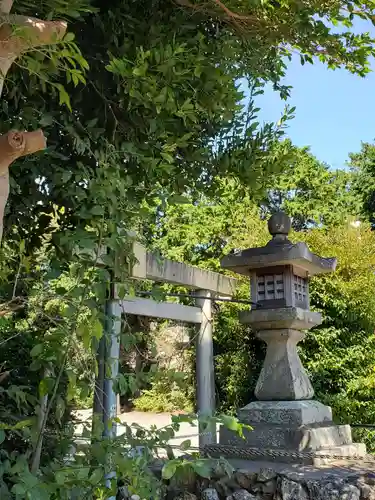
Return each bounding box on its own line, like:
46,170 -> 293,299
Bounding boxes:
169,465 -> 375,500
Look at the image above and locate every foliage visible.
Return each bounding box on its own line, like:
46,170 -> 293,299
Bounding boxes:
297,223 -> 375,450
349,141 -> 375,227
265,143 -> 360,229
6,0 -> 375,251
0,408 -> 246,498
181,0 -> 375,77
134,369 -> 194,413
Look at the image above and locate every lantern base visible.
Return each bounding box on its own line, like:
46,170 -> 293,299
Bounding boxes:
238,400 -> 332,426
216,401 -> 366,463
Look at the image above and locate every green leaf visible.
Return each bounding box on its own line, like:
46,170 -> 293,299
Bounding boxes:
90,205 -> 105,216
221,415 -> 240,432
89,467 -> 103,485
161,152 -> 174,164
191,460 -> 211,478
77,322 -> 91,349
30,344 -> 43,357
179,439 -> 191,451
11,484 -> 26,496
39,379 -> 49,397
61,171 -> 72,184
77,467 -> 90,480
168,195 -> 190,204
55,470 -> 66,485
248,121 -> 260,133
55,84 -> 72,111
92,319 -> 103,340
0,429 -> 5,444
39,114 -> 54,126
161,461 -> 177,480
64,32 -> 75,42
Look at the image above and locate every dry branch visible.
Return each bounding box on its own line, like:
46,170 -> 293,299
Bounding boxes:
0,130 -> 46,241
0,16 -> 67,56
0,0 -> 67,245
0,129 -> 46,175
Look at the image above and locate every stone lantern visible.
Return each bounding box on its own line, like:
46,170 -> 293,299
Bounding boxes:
212,212 -> 366,463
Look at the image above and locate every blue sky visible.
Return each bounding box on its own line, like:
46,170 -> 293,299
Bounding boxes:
249,21 -> 375,170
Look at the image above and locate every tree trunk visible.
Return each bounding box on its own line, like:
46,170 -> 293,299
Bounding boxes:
0,0 -> 67,244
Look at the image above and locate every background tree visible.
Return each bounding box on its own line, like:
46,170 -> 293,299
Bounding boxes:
264,143 -> 360,229
350,142 -> 375,226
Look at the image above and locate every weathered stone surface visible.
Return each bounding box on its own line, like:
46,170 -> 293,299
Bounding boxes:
220,423 -> 353,452
199,461 -> 375,500
261,479 -> 277,495
201,489 -> 220,500
257,468 -> 277,482
234,470 -> 257,490
363,473 -> 375,486
304,479 -> 329,500
279,478 -> 308,500
215,478 -> 233,497
240,308 -> 322,332
254,329 -> 314,401
232,489 -> 257,500
238,400 -> 332,426
313,443 -> 367,463
340,484 -> 360,500
173,493 -> 197,500
358,482 -> 375,500
315,482 -> 360,500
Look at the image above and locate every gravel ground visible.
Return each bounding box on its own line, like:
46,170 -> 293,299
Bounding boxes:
72,409 -> 205,454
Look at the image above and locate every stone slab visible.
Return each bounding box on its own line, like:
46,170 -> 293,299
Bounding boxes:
220,423 -> 352,451
238,401 -> 333,426
239,307 -> 322,331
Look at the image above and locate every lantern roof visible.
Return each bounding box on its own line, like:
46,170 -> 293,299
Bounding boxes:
220,212 -> 337,277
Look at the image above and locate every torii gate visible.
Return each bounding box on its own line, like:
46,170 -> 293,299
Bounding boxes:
93,240 -> 238,448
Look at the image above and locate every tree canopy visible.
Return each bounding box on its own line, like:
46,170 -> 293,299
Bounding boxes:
5,0 -> 375,255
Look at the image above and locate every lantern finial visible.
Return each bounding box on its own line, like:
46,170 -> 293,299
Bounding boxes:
268,211 -> 291,242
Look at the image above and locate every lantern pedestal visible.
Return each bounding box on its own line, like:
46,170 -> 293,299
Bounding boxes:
218,399 -> 366,461
239,307 -> 321,401
213,311 -> 366,463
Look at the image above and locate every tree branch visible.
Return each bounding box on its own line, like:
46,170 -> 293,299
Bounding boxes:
0,0 -> 13,14
0,15 -> 67,56
0,129 -> 46,174
0,130 -> 46,242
